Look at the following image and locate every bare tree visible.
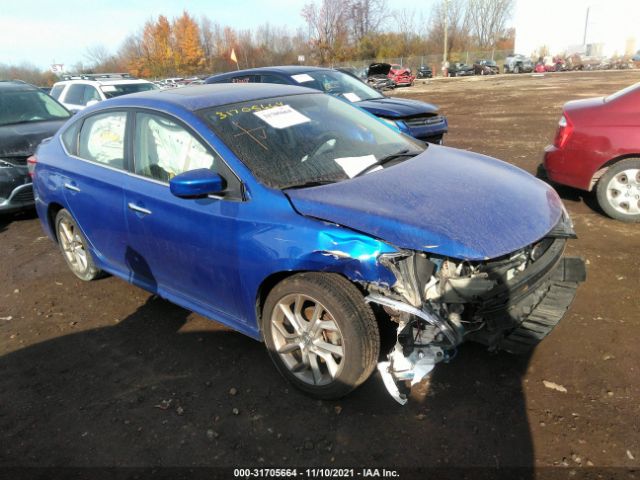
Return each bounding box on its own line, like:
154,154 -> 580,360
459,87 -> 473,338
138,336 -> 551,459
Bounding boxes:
347,0 -> 388,41
466,0 -> 514,49
301,0 -> 349,64
427,0 -> 471,56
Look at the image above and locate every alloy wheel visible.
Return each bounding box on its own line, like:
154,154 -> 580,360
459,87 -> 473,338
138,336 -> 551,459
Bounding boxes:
270,294 -> 345,386
58,218 -> 88,274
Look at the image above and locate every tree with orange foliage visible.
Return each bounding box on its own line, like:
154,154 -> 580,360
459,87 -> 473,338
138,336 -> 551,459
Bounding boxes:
172,11 -> 205,75
137,15 -> 173,77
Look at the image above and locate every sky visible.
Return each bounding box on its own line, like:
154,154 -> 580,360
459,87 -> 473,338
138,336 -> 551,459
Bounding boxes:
514,0 -> 640,57
0,0 -> 439,71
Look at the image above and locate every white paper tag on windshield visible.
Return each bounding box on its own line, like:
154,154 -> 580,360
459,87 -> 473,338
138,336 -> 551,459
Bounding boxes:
101,85 -> 117,92
291,73 -> 314,83
343,92 -> 361,102
334,155 -> 380,178
254,105 -> 310,129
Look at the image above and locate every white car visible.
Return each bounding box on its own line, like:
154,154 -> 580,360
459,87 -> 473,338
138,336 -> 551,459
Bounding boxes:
50,74 -> 158,112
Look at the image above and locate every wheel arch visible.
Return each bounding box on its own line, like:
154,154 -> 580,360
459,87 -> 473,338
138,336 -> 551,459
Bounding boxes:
254,269 -> 373,333
589,154 -> 640,191
47,202 -> 65,243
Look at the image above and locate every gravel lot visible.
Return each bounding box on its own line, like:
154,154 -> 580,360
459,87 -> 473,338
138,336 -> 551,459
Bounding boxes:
1,70 -> 639,478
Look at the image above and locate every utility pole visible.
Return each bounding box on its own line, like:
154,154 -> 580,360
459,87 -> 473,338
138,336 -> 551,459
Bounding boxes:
583,6 -> 590,46
443,0 -> 449,76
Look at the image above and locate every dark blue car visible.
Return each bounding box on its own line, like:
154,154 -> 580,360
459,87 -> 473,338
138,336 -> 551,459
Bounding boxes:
205,66 -> 448,144
32,84 -> 585,404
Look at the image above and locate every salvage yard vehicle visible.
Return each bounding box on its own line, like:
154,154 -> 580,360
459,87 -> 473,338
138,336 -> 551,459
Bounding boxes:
50,73 -> 158,112
473,59 -> 499,75
33,84 -> 585,404
388,64 -> 415,86
544,81 -> 640,222
417,65 -> 433,78
504,54 -> 534,74
1,80 -> 70,213
206,66 -> 448,144
447,63 -> 474,77
365,63 -> 397,90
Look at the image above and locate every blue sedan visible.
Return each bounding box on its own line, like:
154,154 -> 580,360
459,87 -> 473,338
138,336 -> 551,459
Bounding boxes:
206,66 -> 448,144
32,84 -> 585,404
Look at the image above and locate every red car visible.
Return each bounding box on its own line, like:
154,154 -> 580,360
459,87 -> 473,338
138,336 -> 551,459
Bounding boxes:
389,64 -> 415,86
544,81 -> 640,222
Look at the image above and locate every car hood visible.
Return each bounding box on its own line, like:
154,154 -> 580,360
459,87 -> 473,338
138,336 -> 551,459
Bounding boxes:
286,145 -> 563,260
0,119 -> 67,158
368,63 -> 392,76
356,97 -> 439,118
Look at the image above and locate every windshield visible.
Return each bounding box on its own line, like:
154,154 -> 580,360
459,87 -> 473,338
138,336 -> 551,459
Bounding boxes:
101,82 -> 158,99
0,90 -> 70,126
290,70 -> 384,102
201,93 -> 424,189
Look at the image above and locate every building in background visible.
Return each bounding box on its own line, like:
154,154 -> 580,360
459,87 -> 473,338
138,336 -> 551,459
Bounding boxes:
513,0 -> 640,58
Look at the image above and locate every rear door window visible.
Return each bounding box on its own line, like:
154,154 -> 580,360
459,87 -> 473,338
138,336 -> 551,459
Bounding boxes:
259,74 -> 290,85
78,112 -> 127,169
64,84 -> 87,105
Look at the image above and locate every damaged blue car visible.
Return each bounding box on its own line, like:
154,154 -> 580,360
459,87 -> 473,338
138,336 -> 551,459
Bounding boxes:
32,84 -> 586,404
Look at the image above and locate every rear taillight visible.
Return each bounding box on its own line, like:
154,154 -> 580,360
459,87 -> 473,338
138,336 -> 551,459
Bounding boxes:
27,155 -> 37,179
553,113 -> 573,148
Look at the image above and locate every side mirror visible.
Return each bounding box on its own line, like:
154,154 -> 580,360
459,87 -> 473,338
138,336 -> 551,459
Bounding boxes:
169,168 -> 226,198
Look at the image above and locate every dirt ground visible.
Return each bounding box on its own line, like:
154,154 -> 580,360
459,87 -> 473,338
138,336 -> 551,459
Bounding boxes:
1,70 -> 639,478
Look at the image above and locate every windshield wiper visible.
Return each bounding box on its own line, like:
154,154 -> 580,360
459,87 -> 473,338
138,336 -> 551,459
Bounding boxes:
353,149 -> 422,178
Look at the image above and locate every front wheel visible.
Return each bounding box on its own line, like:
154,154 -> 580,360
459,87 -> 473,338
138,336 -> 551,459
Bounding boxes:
55,209 -> 102,280
262,273 -> 380,399
596,158 -> 640,222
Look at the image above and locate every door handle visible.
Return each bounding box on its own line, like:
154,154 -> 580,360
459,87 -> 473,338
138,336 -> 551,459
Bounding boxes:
127,202 -> 152,215
64,183 -> 80,192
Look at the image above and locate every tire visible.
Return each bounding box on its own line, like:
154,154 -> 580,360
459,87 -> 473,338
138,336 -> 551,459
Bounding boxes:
262,272 -> 380,399
514,64 -> 520,74
55,209 -> 102,281
596,158 -> 640,222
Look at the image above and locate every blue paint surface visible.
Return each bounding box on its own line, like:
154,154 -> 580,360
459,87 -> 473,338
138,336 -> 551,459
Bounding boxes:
286,144 -> 564,260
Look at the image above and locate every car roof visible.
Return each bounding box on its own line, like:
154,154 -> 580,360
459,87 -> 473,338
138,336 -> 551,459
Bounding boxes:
206,65 -> 334,82
100,83 -> 320,111
0,80 -> 40,92
54,78 -> 152,86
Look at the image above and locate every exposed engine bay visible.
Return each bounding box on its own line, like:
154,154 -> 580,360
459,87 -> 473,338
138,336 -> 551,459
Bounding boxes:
366,231 -> 586,405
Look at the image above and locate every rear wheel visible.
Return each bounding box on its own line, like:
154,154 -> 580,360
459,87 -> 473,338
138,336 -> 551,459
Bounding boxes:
55,209 -> 102,281
262,273 -> 380,399
514,64 -> 521,74
596,158 -> 640,222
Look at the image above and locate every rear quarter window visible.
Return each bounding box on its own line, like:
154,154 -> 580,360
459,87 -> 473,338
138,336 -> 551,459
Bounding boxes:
50,85 -> 65,99
78,112 -> 127,169
61,121 -> 81,155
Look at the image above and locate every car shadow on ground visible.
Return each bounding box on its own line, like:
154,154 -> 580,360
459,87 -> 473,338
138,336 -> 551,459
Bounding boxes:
535,164 -> 604,215
0,294 -> 535,477
0,209 -> 38,233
